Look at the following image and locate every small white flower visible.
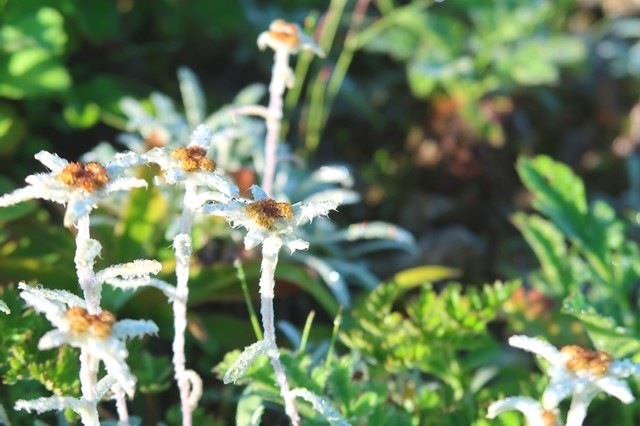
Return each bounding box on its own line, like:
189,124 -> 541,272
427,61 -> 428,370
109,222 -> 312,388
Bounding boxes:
0,300 -> 9,314
0,150 -> 146,227
143,124 -> 239,198
509,335 -> 640,426
487,396 -> 560,426
19,283 -> 158,398
201,184 -> 340,253
257,19 -> 324,57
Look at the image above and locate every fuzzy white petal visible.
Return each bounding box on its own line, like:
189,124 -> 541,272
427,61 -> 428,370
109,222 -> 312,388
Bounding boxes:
189,124 -> 213,149
38,329 -> 69,350
594,376 -> 635,403
105,177 -> 147,193
509,335 -> 564,364
96,260 -> 162,283
244,228 -> 267,250
35,150 -> 68,173
0,185 -> 43,207
284,238 -> 309,253
487,396 -> 551,425
250,185 -> 268,201
112,319 -> 159,340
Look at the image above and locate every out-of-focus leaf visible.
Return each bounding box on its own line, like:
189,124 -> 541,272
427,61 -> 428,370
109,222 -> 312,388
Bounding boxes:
0,48 -> 70,98
236,385 -> 264,426
63,101 -> 100,129
0,6 -> 66,53
0,103 -> 26,156
392,265 -> 460,288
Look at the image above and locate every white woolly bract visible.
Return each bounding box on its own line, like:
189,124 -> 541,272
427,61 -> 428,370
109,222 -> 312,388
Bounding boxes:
106,277 -> 177,301
18,281 -> 86,308
509,335 -> 564,365
609,359 -> 640,377
290,388 -> 351,426
96,259 -> 162,282
35,150 -> 68,172
189,124 -> 213,149
112,319 -> 159,340
223,340 -> 275,384
487,396 -> 558,426
294,198 -> 340,226
38,329 -> 69,350
105,151 -> 146,175
95,375 -> 118,400
304,189 -> 359,206
105,176 -> 147,193
15,396 -> 86,413
0,300 -> 9,314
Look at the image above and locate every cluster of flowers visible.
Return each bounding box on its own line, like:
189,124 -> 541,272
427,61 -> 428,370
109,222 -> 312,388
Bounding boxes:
0,19 -> 346,426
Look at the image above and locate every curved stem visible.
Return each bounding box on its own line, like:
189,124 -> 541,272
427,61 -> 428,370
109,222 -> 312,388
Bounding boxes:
260,238 -> 300,425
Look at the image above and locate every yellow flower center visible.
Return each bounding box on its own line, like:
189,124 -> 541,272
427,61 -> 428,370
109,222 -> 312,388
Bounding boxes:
267,19 -> 301,49
561,345 -> 612,376
56,162 -> 109,192
246,198 -> 293,230
66,307 -> 116,339
540,410 -> 558,426
171,146 -> 215,172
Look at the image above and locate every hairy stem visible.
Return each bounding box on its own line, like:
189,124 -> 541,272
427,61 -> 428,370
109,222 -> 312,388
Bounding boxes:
114,385 -> 131,426
260,238 -> 300,425
172,182 -> 200,426
75,214 -> 101,315
261,49 -> 290,196
79,349 -> 100,426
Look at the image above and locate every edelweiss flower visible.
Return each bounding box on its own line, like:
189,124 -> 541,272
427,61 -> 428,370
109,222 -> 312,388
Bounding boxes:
18,283 -> 158,397
143,124 -> 238,197
509,335 -> 640,426
487,396 -> 560,426
201,184 -> 340,253
0,150 -> 146,227
257,19 -> 324,57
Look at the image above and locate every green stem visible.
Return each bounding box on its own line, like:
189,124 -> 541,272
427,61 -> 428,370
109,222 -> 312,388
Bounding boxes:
234,258 -> 263,341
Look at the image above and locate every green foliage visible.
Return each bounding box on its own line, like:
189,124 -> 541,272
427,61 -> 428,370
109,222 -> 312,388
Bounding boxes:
0,285 -> 79,424
215,277 -> 517,424
515,155 -> 640,356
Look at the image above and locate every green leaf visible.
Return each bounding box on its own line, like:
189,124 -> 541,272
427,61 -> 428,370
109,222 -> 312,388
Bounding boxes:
236,385 -> 264,426
517,156 -> 588,243
128,345 -> 172,394
512,212 -> 572,296
562,292 -> 640,359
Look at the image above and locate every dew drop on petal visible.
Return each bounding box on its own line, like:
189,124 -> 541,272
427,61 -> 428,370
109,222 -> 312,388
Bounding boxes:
328,271 -> 340,282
